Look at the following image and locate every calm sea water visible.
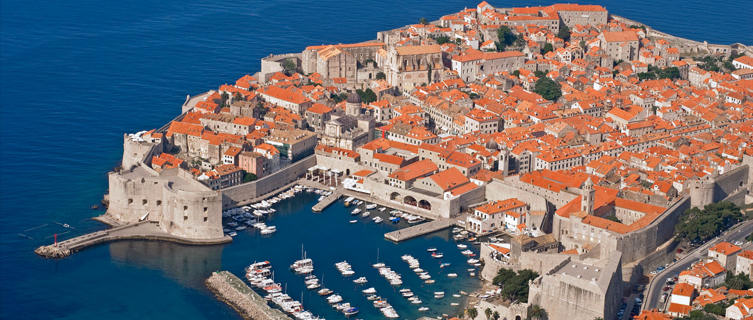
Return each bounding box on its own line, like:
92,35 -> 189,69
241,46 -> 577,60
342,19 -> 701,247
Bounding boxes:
1,0 -> 751,319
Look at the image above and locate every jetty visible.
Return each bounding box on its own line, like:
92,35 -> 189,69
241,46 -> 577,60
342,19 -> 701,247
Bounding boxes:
384,218 -> 455,242
311,187 -> 343,212
206,271 -> 292,320
34,220 -> 231,259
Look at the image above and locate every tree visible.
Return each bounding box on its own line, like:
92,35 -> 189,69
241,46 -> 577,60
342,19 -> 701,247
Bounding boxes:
703,303 -> 725,315
485,308 -> 493,320
746,232 -> 753,242
281,58 -> 297,75
375,71 -> 386,80
243,172 -> 258,183
534,77 -> 562,101
557,24 -> 571,42
495,26 -> 517,51
356,88 -> 377,104
541,43 -> 554,55
493,311 -> 500,320
675,201 -> 742,244
467,307 -> 478,319
527,305 -> 547,320
432,35 -> 451,45
493,268 -> 516,286
725,271 -> 753,290
419,17 -> 428,25
512,70 -> 520,77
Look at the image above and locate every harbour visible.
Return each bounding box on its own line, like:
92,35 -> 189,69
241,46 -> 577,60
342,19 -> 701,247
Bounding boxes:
216,189 -> 481,319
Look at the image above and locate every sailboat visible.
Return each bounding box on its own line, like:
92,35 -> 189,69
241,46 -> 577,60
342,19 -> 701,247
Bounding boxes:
372,248 -> 385,268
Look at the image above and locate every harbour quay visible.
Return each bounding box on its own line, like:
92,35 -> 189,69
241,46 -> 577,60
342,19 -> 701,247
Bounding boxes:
384,218 -> 455,242
206,271 -> 292,320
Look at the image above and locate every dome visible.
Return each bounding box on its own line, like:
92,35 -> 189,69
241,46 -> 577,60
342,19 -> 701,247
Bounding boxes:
346,92 -> 361,104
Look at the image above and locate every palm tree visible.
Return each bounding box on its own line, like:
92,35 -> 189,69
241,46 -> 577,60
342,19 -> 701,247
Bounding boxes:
528,305 -> 547,320
485,308 -> 493,320
467,307 -> 478,319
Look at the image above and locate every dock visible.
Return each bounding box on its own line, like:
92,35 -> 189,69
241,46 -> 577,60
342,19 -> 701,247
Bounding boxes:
34,220 -> 231,259
311,187 -> 343,212
384,218 -> 455,242
205,271 -> 292,320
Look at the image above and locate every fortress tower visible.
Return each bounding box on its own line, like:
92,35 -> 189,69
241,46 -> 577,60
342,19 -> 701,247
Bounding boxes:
499,147 -> 510,177
581,177 -> 595,214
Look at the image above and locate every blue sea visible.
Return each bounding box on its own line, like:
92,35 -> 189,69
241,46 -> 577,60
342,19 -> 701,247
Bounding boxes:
1,0 -> 751,319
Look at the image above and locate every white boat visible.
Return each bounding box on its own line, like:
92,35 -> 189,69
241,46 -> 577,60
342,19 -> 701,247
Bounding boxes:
351,208 -> 361,215
261,227 -> 276,235
453,294 -> 461,298
431,252 -> 444,259
461,249 -> 475,256
380,306 -> 399,319
318,288 -> 333,296
229,231 -> 237,237
457,244 -> 468,249
434,291 -> 445,298
365,204 -> 377,210
326,294 -> 342,304
467,258 -> 480,264
378,207 -> 386,212
349,219 -> 357,224
418,306 -> 429,312
447,273 -> 458,278
373,216 -> 383,223
362,287 -> 376,294
361,211 -> 370,217
425,279 -> 435,284
427,248 -> 437,252
353,277 -> 368,284
372,263 -> 385,268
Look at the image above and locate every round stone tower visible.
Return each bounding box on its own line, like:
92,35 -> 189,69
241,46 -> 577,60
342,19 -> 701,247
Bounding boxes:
345,91 -> 361,117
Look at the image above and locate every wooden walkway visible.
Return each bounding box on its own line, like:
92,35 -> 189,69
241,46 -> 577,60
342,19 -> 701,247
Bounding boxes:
384,218 -> 455,242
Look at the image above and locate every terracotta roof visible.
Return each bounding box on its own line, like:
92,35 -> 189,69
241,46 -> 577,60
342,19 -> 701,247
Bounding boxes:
428,167 -> 470,191
710,241 -> 742,256
603,31 -> 639,42
396,44 -> 441,56
389,159 -> 438,181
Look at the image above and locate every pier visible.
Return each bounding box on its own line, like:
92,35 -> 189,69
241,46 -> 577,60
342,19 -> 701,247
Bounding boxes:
384,218 -> 455,242
205,271 -> 292,320
34,220 -> 231,259
311,187 -> 343,212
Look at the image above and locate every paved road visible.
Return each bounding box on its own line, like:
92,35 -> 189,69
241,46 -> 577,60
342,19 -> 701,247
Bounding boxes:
643,220 -> 753,311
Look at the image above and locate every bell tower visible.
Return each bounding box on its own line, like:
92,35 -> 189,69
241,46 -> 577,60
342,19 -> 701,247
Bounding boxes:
581,177 -> 595,214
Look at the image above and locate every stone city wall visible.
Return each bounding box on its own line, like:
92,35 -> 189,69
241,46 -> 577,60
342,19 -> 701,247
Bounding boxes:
259,53 -> 301,83
221,155 -> 316,209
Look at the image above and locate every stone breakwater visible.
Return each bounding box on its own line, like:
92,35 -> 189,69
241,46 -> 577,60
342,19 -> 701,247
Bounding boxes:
205,271 -> 292,320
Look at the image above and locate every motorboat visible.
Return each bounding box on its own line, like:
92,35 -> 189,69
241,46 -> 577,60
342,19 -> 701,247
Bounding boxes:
418,307 -> 429,312
447,273 -> 458,278
372,262 -> 385,268
349,220 -> 357,224
425,279 -> 435,284
461,249 -> 475,256
453,294 -> 461,298
440,262 -> 451,268
366,294 -> 379,301
317,288 -> 333,296
365,203 -> 377,210
431,252 -> 444,259
373,300 -> 388,308
343,307 -> 359,316
434,291 -> 445,298
467,258 -> 480,264
353,277 -> 368,284
401,291 -> 414,298
351,208 -> 361,215
228,231 -> 237,237
261,227 -> 276,235
326,294 -> 343,304
427,248 -> 437,252
344,196 -> 355,206
457,244 -> 468,249
373,216 -> 383,223
361,211 -> 370,218
362,287 -> 376,294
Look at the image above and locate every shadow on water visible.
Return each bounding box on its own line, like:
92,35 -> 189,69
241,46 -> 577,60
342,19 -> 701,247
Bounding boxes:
109,240 -> 224,290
